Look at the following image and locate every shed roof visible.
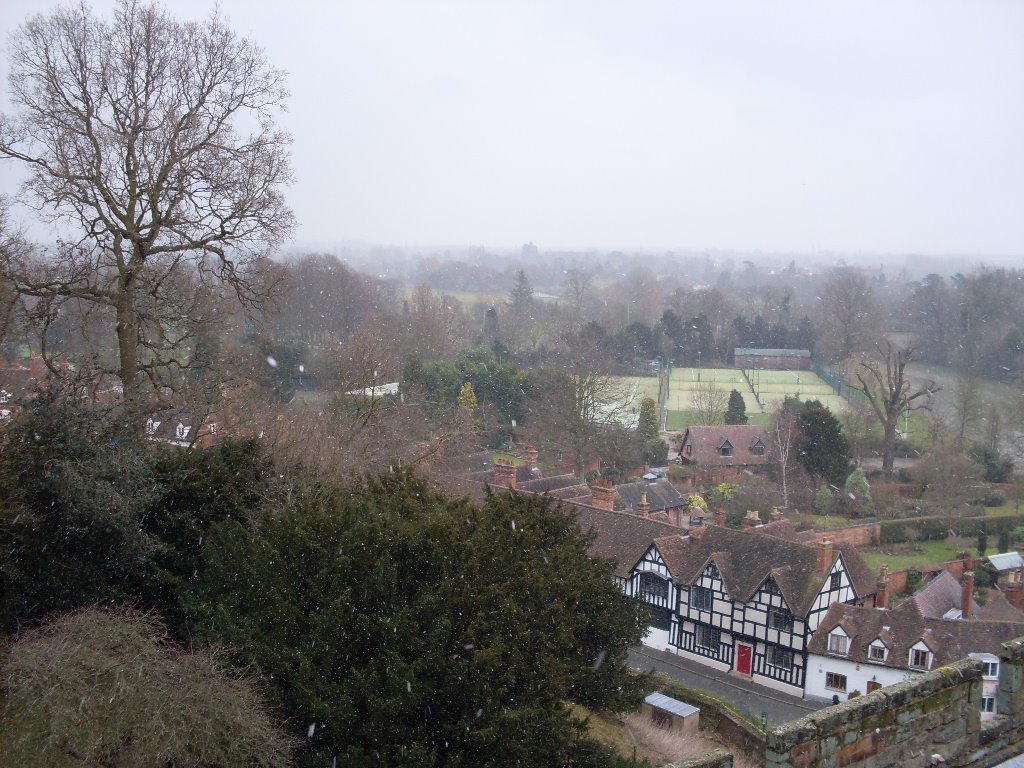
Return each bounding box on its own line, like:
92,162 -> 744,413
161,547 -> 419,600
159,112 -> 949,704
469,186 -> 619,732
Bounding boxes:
644,692 -> 699,718
988,552 -> 1024,571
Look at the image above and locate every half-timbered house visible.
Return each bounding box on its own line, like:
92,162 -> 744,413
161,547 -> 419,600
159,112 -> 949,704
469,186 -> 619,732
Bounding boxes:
623,526 -> 875,697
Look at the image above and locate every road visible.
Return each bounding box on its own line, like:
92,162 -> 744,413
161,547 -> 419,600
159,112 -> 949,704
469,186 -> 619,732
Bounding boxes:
627,646 -> 826,726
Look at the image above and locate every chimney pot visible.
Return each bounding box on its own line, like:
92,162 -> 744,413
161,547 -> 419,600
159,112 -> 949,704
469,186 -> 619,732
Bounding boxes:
638,491 -> 651,517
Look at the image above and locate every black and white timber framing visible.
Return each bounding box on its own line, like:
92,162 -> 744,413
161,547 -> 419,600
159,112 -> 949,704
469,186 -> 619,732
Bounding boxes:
623,530 -> 865,698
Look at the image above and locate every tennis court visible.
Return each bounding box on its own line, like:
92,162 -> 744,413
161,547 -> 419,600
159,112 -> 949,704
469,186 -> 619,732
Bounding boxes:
614,367 -> 848,430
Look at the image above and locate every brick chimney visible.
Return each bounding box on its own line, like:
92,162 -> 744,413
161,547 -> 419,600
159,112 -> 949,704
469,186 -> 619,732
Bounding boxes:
715,505 -> 727,527
638,491 -> 651,517
525,445 -> 539,472
961,569 -> 975,620
817,539 -> 835,576
1006,571 -> 1024,611
493,461 -> 517,490
590,479 -> 617,511
742,510 -> 761,528
876,564 -> 890,609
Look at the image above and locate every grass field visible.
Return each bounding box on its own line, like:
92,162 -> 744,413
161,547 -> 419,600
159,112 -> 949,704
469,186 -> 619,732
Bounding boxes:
858,539 -> 972,573
616,366 -> 849,432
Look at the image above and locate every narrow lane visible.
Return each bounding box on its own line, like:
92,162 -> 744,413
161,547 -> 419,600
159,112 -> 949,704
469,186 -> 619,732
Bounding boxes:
628,646 -> 827,726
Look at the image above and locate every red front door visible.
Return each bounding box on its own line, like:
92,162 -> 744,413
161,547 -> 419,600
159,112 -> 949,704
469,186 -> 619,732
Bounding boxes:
737,643 -> 753,675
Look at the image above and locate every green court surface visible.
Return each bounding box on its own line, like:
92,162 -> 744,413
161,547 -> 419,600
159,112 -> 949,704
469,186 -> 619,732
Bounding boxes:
616,367 -> 848,431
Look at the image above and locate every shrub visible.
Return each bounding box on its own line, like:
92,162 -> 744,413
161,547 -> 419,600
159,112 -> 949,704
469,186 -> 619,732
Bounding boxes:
983,489 -> 1007,508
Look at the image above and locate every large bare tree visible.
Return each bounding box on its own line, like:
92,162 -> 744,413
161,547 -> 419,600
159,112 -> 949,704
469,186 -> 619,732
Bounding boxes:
852,342 -> 940,475
0,1 -> 294,407
692,380 -> 729,425
816,267 -> 881,363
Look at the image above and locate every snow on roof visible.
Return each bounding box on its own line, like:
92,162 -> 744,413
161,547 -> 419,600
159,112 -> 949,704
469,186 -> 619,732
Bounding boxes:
988,552 -> 1024,571
644,692 -> 699,718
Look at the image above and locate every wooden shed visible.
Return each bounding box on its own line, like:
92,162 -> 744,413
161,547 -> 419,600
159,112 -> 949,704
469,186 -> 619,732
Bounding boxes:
641,692 -> 700,735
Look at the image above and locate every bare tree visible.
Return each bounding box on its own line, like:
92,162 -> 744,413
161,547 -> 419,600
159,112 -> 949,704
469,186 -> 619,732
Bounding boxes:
0,1 -> 294,407
951,372 -> 984,439
853,342 -> 940,475
563,266 -> 594,333
770,399 -> 800,509
692,380 -> 729,425
816,267 -> 881,363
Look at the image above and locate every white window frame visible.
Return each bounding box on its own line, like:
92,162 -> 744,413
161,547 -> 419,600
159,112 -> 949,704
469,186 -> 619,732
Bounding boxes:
909,648 -> 931,670
981,697 -> 996,713
828,632 -> 849,655
868,643 -> 886,662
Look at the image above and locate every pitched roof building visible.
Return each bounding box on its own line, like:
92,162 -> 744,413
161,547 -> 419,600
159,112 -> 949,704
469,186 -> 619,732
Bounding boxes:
678,425 -> 771,468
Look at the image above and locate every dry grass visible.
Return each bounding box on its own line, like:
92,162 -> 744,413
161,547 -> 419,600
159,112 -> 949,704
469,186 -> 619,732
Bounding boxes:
571,704 -> 762,768
622,713 -> 762,768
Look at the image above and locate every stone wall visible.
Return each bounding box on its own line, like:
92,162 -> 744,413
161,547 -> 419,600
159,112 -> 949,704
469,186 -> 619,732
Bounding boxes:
756,637 -> 1024,768
765,657 -> 983,768
664,749 -> 733,768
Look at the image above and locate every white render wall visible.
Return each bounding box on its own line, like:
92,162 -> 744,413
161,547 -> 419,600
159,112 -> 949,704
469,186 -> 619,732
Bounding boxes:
805,653 -> 918,702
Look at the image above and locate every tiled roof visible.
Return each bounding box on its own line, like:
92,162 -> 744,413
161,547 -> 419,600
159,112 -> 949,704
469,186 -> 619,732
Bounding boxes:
651,525 -> 873,618
573,507 -> 682,578
678,425 -> 771,467
912,570 -> 979,619
808,600 -> 1024,670
978,591 -> 1024,623
614,478 -> 685,513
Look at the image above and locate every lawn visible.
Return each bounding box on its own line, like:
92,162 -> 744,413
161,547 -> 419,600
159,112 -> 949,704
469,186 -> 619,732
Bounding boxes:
858,538 -> 971,574
666,410 -> 771,430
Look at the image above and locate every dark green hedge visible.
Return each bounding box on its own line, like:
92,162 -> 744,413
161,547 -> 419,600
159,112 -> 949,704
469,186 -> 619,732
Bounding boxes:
880,515 -> 1022,544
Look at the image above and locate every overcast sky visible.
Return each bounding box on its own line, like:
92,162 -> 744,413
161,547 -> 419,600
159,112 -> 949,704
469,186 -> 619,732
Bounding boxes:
2,1 -> 1022,256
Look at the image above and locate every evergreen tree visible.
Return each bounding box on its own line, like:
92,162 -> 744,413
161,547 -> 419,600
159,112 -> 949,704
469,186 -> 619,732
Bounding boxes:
0,388 -> 160,629
842,467 -> 873,518
189,473 -> 647,767
509,268 -> 534,310
724,389 -> 748,425
637,397 -> 668,465
457,381 -> 480,430
978,531 -> 989,557
797,401 -> 851,485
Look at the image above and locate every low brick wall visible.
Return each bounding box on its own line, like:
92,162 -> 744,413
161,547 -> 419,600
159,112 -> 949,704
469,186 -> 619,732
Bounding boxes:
807,522 -> 880,548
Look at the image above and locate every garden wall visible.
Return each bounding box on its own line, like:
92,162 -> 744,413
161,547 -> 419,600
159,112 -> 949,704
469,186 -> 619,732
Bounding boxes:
759,636 -> 1024,768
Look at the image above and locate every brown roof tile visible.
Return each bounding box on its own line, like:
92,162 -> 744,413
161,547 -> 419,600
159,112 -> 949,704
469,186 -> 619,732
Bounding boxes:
809,601 -> 1024,670
573,507 -> 683,578
678,425 -> 771,467
652,525 -> 873,618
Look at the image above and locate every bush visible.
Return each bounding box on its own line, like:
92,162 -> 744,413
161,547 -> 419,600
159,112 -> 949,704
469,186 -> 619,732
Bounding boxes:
983,489 -> 1007,508
880,522 -> 907,544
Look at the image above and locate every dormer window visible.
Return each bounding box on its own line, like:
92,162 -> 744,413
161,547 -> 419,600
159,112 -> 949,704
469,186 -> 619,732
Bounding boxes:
684,442 -> 693,456
0,389 -> 10,404
909,646 -> 932,670
868,640 -> 887,662
828,630 -> 849,655
719,441 -> 733,457
146,418 -> 160,435
175,423 -> 191,440
750,440 -> 765,456
209,422 -> 218,434
0,409 -> 11,421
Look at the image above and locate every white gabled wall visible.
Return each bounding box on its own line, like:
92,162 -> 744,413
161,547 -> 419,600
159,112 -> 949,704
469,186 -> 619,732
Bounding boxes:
805,653 -> 918,702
